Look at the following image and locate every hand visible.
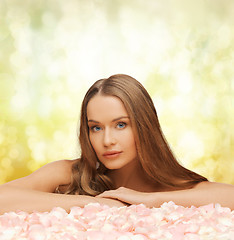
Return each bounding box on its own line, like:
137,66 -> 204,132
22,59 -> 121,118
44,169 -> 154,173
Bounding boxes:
95,196 -> 127,208
97,187 -> 159,207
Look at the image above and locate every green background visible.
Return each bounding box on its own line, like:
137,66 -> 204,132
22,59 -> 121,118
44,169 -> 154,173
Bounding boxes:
0,0 -> 233,184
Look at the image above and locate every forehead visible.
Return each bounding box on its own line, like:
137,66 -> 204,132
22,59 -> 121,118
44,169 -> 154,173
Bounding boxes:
87,95 -> 128,120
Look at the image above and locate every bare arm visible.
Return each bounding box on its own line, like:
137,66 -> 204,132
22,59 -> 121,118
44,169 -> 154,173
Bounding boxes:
98,182 -> 234,210
0,160 -> 125,214
0,185 -> 125,214
156,182 -> 234,209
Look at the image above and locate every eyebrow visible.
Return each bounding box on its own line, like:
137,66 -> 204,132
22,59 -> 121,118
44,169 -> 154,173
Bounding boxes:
88,116 -> 130,124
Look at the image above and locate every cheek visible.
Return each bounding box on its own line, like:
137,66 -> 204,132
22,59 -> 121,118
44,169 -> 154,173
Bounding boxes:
127,129 -> 135,143
89,134 -> 100,153
89,135 -> 95,148
124,131 -> 137,151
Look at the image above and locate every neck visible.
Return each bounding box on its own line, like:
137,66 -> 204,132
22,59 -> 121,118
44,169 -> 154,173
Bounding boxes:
107,160 -> 160,192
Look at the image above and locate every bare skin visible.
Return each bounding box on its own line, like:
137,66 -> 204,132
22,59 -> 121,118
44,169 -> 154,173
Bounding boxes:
97,182 -> 234,210
87,95 -> 162,193
89,95 -> 234,210
0,160 -> 125,214
1,94 -> 234,214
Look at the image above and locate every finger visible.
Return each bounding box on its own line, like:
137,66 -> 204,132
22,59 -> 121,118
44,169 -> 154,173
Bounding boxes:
96,191 -> 113,197
97,191 -> 120,199
98,194 -> 133,205
97,191 -> 130,204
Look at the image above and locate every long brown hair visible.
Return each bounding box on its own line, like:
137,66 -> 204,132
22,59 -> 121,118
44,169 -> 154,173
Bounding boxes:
63,74 -> 207,195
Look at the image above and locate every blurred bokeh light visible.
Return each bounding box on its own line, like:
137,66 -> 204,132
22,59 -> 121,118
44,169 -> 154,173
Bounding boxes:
0,0 -> 233,184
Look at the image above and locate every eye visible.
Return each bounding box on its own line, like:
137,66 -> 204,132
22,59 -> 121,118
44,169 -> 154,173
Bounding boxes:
116,122 -> 126,129
90,126 -> 102,132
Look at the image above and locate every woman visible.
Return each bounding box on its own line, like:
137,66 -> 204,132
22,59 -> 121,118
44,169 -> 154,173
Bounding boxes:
0,74 -> 233,214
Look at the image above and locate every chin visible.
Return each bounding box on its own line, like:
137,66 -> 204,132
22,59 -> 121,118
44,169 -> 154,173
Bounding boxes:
102,162 -> 131,170
103,164 -> 122,170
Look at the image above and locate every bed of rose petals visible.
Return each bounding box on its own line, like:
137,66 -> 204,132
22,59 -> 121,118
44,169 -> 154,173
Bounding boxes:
0,202 -> 234,240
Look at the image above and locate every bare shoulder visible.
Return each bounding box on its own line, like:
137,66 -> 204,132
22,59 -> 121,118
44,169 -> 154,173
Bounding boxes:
194,181 -> 234,190
4,159 -> 77,192
38,159 -> 75,179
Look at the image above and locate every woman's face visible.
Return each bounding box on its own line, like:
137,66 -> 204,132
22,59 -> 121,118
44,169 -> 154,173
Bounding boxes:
87,94 -> 138,170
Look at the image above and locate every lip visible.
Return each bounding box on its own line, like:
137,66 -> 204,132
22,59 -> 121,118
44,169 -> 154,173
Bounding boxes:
103,150 -> 122,158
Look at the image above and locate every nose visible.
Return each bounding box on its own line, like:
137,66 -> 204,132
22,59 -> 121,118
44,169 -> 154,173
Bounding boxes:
103,128 -> 116,147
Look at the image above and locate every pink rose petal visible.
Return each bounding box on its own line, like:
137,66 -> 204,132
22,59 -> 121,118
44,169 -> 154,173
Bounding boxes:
0,202 -> 233,239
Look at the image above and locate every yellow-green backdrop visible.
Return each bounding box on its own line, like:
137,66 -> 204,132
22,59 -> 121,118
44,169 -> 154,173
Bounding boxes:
0,0 -> 233,184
